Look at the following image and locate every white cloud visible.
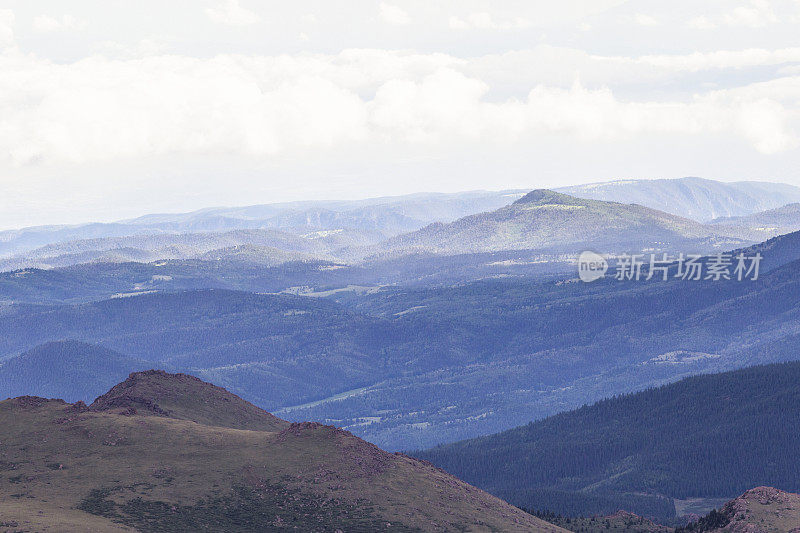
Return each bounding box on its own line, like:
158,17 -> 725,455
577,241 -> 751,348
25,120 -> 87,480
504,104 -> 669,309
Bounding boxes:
95,37 -> 170,59
33,14 -> 87,33
449,12 -> 532,30
0,9 -> 14,46
379,3 -> 411,26
779,64 -> 800,75
687,16 -> 718,30
634,14 -> 659,26
637,47 -> 800,72
723,0 -> 778,27
683,1 -> 779,30
205,0 -> 260,26
0,47 -> 797,170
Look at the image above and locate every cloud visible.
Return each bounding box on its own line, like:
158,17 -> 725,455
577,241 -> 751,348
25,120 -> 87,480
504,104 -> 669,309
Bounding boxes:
634,14 -> 659,26
449,12 -> 531,30
0,48 -> 797,170
637,47 -> 800,72
684,1 -> 779,30
33,14 -> 87,33
379,3 -> 411,25
686,16 -> 718,30
0,9 -> 14,46
205,0 -> 260,26
723,0 -> 778,27
95,37 -> 170,59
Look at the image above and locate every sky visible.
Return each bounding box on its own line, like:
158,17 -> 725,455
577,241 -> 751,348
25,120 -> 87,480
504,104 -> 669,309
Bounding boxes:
1,0 -> 800,228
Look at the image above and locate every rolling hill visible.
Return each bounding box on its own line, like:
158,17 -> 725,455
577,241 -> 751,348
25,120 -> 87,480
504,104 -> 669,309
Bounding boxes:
710,202 -> 800,240
558,177 -> 800,222
0,371 -> 562,532
414,362 -> 800,522
0,290 -> 409,410
380,189 -> 751,257
0,228 -> 372,272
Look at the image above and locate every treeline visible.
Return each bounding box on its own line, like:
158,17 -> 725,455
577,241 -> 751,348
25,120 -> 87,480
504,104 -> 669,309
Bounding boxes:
515,488 -> 674,522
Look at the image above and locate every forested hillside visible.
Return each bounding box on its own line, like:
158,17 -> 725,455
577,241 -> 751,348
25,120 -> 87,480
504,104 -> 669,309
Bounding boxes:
415,362 -> 800,521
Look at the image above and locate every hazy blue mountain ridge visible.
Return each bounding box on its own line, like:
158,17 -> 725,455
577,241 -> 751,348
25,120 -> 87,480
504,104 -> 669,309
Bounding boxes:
0,190 -> 525,259
558,177 -> 800,222
377,189 -> 755,257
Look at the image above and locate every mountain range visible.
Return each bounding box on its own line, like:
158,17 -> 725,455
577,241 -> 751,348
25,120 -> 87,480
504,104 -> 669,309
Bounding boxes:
0,370 -> 560,532
3,178 -> 800,530
0,186 -> 776,293
3,225 -> 800,452
5,178 -> 800,273
0,190 -> 525,259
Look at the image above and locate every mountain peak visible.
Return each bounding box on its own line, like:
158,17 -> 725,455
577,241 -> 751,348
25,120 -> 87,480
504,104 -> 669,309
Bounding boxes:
513,189 -> 585,206
90,369 -> 288,431
736,486 -> 798,507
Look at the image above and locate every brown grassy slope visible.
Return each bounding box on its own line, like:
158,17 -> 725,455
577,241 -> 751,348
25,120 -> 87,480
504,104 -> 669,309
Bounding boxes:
89,369 -> 288,432
0,373 -> 565,532
688,487 -> 800,533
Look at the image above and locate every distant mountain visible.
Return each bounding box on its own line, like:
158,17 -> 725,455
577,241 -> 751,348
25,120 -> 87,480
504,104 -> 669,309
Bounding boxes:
677,487 -> 800,532
0,228 -> 376,272
414,362 -> 800,522
0,245 -> 318,273
0,371 -> 561,532
0,341 -> 151,403
380,189 -> 751,257
558,177 -> 800,222
0,223 -> 165,259
0,190 -> 524,259
123,190 -> 526,234
710,202 -> 800,239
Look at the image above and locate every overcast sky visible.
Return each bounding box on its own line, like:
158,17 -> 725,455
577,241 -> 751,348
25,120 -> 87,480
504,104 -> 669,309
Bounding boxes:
1,0 -> 800,228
